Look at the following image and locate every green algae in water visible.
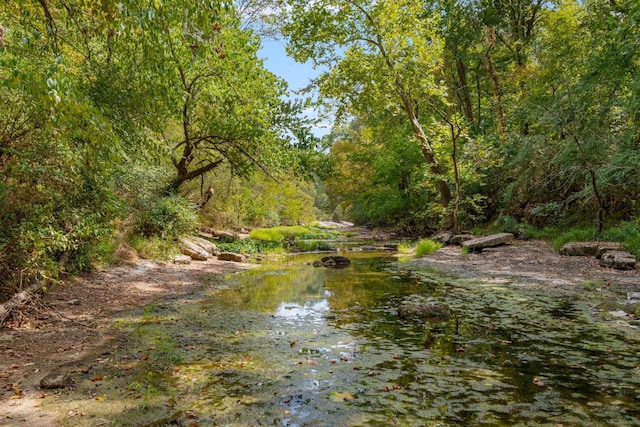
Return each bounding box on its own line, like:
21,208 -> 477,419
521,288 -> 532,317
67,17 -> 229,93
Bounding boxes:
52,252 -> 640,426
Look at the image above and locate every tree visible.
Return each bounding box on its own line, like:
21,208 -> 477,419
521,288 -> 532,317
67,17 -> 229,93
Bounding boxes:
281,0 -> 461,228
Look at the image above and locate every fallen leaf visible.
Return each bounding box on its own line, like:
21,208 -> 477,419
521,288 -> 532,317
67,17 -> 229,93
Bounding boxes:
533,378 -> 545,387
91,375 -> 104,382
95,396 -> 105,401
328,391 -> 354,402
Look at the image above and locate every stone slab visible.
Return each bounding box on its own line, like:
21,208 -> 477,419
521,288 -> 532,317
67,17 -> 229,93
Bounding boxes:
461,233 -> 514,252
599,250 -> 636,270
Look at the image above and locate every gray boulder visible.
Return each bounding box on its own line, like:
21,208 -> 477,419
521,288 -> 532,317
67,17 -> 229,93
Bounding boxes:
599,250 -> 636,270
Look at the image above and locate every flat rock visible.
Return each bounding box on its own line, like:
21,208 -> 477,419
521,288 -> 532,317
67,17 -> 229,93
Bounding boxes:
559,241 -> 620,257
40,372 -> 73,389
599,250 -> 636,270
461,233 -> 514,253
178,237 -> 210,261
173,254 -> 192,265
218,252 -> 247,263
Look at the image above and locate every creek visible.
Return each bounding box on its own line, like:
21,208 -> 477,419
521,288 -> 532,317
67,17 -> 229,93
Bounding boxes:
55,250 -> 640,427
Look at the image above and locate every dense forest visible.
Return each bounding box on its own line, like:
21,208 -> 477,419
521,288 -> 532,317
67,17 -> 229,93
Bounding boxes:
1,0 -> 639,299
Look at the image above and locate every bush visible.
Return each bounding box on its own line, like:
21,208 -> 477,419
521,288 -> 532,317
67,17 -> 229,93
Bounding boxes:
415,239 -> 442,257
135,196 -> 198,239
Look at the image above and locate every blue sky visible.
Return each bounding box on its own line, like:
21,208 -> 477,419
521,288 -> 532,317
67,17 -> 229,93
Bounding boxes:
259,39 -> 331,137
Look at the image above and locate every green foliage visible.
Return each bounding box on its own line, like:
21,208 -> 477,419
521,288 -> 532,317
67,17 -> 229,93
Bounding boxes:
397,242 -> 414,255
135,196 -> 198,239
415,239 -> 443,257
128,234 -> 179,261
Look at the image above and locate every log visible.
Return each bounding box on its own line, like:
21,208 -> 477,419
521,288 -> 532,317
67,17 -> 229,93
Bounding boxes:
0,280 -> 48,326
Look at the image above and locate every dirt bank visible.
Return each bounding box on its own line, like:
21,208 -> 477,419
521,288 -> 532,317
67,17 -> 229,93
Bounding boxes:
414,239 -> 639,290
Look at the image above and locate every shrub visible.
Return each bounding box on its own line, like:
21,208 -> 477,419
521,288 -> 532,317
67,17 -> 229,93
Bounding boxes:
415,239 -> 442,257
135,196 -> 198,238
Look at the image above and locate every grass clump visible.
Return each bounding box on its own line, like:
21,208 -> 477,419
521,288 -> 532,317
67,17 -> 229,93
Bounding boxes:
249,226 -> 336,241
415,239 -> 443,257
397,242 -> 414,254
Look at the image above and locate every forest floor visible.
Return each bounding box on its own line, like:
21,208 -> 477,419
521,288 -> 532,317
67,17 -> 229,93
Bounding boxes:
0,235 -> 638,426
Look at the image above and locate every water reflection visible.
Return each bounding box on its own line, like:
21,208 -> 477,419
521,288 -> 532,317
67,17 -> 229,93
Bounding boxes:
192,251 -> 640,426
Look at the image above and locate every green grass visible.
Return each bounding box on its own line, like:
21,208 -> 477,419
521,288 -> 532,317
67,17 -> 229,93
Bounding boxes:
397,242 -> 414,254
217,239 -> 285,255
249,226 -> 337,242
415,239 -> 442,257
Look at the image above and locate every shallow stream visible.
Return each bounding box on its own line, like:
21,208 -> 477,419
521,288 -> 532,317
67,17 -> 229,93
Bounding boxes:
57,251 -> 640,426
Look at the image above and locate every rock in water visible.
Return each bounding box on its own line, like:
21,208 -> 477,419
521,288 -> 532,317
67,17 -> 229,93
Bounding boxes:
321,255 -> 351,268
461,233 -> 514,253
40,372 -> 73,389
599,250 -> 636,270
398,303 -> 451,319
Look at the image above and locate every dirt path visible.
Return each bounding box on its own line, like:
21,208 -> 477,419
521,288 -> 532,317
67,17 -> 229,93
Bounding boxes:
0,258 -> 252,426
1,238 -> 639,426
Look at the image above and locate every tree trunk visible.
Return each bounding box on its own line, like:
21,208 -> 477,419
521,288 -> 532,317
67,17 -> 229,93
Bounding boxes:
484,27 -> 507,144
455,57 -> 474,123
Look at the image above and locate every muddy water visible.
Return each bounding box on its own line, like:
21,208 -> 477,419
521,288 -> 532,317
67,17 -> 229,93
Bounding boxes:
55,251 -> 640,426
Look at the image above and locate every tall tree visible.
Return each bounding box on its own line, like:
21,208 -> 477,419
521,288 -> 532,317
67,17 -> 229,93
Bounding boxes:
281,0 -> 459,228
